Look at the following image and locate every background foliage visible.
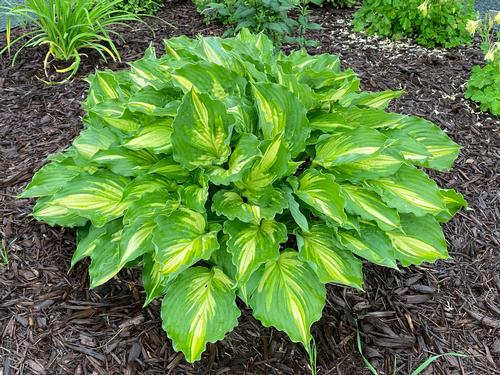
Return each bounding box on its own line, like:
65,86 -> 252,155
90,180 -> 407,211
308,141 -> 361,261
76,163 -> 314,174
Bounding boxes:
114,0 -> 163,15
465,11 -> 500,115
352,0 -> 475,48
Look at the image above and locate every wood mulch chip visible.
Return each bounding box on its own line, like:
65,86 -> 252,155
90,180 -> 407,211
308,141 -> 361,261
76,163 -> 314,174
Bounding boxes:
0,1 -> 498,374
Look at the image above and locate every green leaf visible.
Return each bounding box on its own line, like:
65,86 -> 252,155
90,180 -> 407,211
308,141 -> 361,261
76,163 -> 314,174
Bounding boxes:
248,251 -> 326,350
119,220 -> 156,266
207,133 -> 261,185
179,174 -> 209,213
283,189 -> 309,232
88,225 -> 124,288
161,267 -> 240,362
92,147 -> 160,177
341,184 -> 400,231
314,127 -> 387,167
237,135 -> 291,200
341,90 -> 403,109
123,118 -> 173,153
367,164 -> 445,217
148,157 -> 190,182
153,208 -> 221,277
436,189 -> 467,222
224,219 -> 287,283
211,189 -> 288,223
172,61 -> 246,99
252,82 -> 310,157
127,87 -> 180,117
296,224 -> 363,288
395,116 -> 460,171
290,168 -> 347,226
73,126 -> 120,159
36,171 -> 130,227
32,197 -> 88,228
171,90 -> 233,170
387,214 -> 448,266
20,162 -> 80,198
71,220 -> 121,268
142,253 -> 169,306
331,151 -> 404,182
337,222 -> 398,269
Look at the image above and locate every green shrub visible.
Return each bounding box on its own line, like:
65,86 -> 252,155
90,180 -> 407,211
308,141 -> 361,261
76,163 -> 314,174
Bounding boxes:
21,30 -> 465,369
464,12 -> 500,115
352,0 -> 475,48
193,0 -> 315,45
0,0 -> 141,82
311,0 -> 357,8
114,0 -> 163,15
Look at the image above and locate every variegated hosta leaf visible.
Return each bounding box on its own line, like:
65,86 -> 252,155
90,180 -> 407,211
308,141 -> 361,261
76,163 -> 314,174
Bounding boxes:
73,125 -> 120,159
207,133 -> 261,185
340,89 -> 404,109
248,251 -> 326,351
142,253 -> 169,306
85,70 -> 126,106
127,87 -> 180,117
171,90 -> 233,170
387,214 -> 448,266
129,48 -> 172,90
436,189 -> 467,222
314,127 -> 387,167
289,168 -> 347,226
283,189 -> 309,232
148,157 -> 190,182
172,61 -> 246,99
252,82 -> 310,157
71,220 -> 121,268
123,190 -> 179,225
340,184 -> 400,231
88,223 -> 124,288
123,118 -> 173,153
161,267 -> 240,362
92,147 -> 160,177
296,224 -> 363,289
367,164 -> 446,217
395,116 -> 460,171
237,135 -> 291,200
331,151 -> 404,182
35,171 -> 130,227
384,128 -> 433,163
212,189 -> 288,223
122,174 -> 177,203
32,197 -> 88,228
152,208 -> 221,276
337,222 -> 398,269
224,219 -> 287,283
20,162 -> 80,198
179,174 -> 209,213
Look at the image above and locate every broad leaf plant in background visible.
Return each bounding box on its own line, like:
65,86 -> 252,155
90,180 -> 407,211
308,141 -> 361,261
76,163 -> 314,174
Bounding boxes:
352,0 -> 475,48
465,11 -> 500,116
21,30 -> 466,371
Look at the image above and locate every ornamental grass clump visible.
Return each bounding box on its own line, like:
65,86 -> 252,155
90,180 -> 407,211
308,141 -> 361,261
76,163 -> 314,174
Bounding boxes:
21,30 -> 466,370
1,0 -> 142,82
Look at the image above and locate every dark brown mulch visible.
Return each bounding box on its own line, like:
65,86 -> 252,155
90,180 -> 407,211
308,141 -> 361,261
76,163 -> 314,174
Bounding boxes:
1,2 -> 499,374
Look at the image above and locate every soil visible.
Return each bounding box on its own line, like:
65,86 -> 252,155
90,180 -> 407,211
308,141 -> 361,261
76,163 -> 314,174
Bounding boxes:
0,1 -> 499,374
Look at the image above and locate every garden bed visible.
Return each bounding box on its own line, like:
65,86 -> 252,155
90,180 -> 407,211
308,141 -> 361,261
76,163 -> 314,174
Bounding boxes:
0,1 -> 499,374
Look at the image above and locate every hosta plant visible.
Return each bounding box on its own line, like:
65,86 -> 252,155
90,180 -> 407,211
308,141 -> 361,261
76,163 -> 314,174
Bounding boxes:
21,30 -> 466,369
